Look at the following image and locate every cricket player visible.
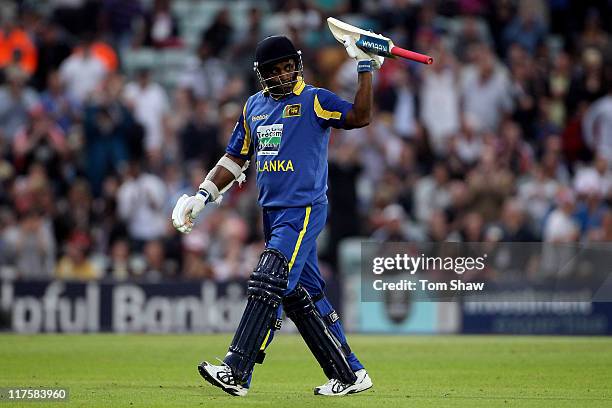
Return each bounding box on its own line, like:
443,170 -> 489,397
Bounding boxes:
172,35 -> 383,396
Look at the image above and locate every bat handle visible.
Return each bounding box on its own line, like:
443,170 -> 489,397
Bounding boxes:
391,46 -> 433,65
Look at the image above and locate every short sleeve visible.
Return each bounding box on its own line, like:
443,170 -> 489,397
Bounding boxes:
313,88 -> 353,129
225,101 -> 253,159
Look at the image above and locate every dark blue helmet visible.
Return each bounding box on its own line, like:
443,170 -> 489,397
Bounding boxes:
254,36 -> 303,98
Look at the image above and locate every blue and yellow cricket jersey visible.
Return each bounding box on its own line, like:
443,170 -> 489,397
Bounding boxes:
226,79 -> 352,207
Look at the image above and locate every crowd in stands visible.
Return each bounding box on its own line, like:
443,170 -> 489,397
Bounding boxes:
0,0 -> 610,282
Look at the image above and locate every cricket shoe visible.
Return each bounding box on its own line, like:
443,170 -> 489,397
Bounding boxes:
197,361 -> 248,397
314,369 -> 373,396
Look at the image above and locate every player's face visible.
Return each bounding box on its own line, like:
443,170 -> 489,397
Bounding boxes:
263,59 -> 297,96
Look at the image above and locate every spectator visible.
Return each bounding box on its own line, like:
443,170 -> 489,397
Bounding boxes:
83,73 -> 134,195
497,119 -> 533,175
201,8 -> 233,56
461,44 -> 513,133
59,37 -> 108,103
546,52 -> 572,130
12,105 -> 68,179
543,187 -> 580,242
460,211 -> 485,242
165,87 -> 195,161
142,239 -> 175,281
566,47 -> 607,117
179,39 -> 228,101
39,70 -> 80,133
389,67 -> 417,139
72,37 -> 119,72
123,68 -> 170,160
105,238 -> 133,281
100,0 -> 143,50
507,45 -> 541,140
498,198 -> 538,241
587,209 -> 612,242
466,145 -> 514,222
427,209 -> 460,242
55,230 -> 98,280
582,88 -> 612,161
327,137 -> 362,267
0,15 -> 37,75
117,159 -> 167,245
31,23 -> 71,91
453,16 -> 493,63
0,66 -> 39,143
50,0 -> 97,36
413,161 -> 451,224
53,179 -> 93,245
420,45 -> 460,155
502,0 -> 546,56
209,214 -> 251,281
518,164 -> 560,230
575,8 -> 611,57
3,208 -> 55,279
135,0 -> 180,48
573,168 -> 609,234
178,99 -> 220,165
449,114 -> 483,167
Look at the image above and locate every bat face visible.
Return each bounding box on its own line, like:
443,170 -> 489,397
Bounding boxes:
327,16 -> 433,65
327,17 -> 394,57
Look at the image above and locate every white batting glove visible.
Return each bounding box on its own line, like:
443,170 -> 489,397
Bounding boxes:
171,191 -> 209,234
343,35 -> 384,70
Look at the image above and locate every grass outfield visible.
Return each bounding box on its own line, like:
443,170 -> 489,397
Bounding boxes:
1,335 -> 611,407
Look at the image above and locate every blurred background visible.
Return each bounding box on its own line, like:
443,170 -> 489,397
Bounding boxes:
0,0 -> 611,334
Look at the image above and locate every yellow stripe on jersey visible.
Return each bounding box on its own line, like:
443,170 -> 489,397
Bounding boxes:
240,101 -> 251,155
314,94 -> 342,120
288,206 -> 311,271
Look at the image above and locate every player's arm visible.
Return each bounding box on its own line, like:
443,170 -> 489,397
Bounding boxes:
172,104 -> 252,234
198,153 -> 247,202
314,39 -> 381,131
341,36 -> 382,130
343,71 -> 372,129
171,153 -> 250,233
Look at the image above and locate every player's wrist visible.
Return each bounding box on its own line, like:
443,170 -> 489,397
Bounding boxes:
357,60 -> 373,73
196,189 -> 212,204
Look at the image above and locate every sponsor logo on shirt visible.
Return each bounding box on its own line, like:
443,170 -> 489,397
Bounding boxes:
251,113 -> 269,122
282,104 -> 301,118
257,124 -> 283,156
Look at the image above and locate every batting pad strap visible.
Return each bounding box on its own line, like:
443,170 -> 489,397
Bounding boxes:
198,179 -> 220,201
254,318 -> 281,365
255,351 -> 266,364
323,310 -> 340,327
310,292 -> 325,303
341,343 -> 352,357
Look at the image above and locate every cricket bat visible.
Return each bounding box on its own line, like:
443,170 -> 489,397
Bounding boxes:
327,17 -> 433,65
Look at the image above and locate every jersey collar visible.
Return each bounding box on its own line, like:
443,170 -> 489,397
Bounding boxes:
292,77 -> 306,95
